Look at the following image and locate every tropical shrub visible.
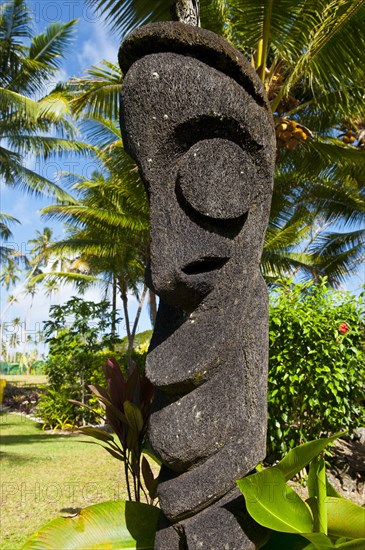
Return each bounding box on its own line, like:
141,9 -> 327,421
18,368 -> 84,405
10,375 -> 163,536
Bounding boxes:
268,279 -> 365,458
3,383 -> 44,414
74,357 -> 157,503
37,387 -> 80,430
38,297 -> 152,428
39,297 -> 119,428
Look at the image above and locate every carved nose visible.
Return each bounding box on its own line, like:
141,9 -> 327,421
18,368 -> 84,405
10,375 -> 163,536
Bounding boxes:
182,257 -> 229,275
177,138 -> 256,220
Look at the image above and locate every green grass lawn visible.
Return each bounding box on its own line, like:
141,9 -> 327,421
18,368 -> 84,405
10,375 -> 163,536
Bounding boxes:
2,375 -> 48,387
0,413 -> 129,549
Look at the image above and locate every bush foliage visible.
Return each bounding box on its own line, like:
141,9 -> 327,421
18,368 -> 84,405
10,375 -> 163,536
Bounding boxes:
38,298 -> 151,429
268,279 -> 365,458
38,297 -> 119,428
38,285 -> 364,456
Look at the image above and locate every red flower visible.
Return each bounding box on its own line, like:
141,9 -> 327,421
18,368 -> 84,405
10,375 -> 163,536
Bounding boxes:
338,323 -> 348,334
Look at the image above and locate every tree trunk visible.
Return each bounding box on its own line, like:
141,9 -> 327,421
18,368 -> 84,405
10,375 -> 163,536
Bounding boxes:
118,277 -> 133,351
110,273 -> 118,350
130,284 -> 148,349
148,290 -> 157,328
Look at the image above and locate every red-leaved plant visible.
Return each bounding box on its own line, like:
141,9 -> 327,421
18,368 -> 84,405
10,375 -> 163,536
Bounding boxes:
71,358 -> 157,503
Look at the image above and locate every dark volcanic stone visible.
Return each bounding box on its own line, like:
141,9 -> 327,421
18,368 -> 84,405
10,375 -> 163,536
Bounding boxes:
119,21 -> 275,550
154,512 -> 185,550
118,21 -> 269,109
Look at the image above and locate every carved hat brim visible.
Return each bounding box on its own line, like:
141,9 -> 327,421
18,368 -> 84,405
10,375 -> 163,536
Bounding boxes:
118,21 -> 271,112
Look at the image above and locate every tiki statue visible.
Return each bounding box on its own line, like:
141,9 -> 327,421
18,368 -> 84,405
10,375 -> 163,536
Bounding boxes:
119,22 -> 276,550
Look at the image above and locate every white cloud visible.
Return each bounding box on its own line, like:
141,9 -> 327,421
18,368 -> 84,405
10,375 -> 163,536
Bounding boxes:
77,23 -> 118,70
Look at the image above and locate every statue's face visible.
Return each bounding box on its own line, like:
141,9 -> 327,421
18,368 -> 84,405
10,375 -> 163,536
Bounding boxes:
121,52 -> 275,311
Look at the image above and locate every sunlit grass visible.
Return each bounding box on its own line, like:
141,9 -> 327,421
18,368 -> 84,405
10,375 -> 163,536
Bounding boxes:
2,375 -> 48,387
0,413 -> 128,549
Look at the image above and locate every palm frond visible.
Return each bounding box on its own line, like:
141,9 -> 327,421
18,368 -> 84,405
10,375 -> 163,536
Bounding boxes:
85,0 -> 170,38
28,20 -> 77,70
69,60 -> 123,121
0,211 -> 20,240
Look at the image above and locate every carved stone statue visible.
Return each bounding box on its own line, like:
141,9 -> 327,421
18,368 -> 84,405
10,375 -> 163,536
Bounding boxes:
119,22 -> 276,549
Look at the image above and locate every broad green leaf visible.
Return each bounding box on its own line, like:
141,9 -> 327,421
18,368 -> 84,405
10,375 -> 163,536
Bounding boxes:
276,434 -> 342,481
237,468 -> 313,533
335,540 -> 365,549
327,497 -> 365,539
299,532 -> 335,549
22,500 -> 160,549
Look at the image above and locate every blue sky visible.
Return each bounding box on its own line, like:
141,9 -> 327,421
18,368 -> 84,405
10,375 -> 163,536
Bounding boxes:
1,1 -> 152,356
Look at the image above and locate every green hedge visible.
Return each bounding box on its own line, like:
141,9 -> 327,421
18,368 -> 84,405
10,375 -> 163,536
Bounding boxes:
268,280 -> 365,459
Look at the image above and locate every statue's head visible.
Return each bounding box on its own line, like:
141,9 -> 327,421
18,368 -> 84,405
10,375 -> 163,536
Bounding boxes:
119,23 -> 276,312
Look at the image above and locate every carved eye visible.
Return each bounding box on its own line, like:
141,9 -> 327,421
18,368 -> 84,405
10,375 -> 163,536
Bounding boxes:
176,138 -> 256,220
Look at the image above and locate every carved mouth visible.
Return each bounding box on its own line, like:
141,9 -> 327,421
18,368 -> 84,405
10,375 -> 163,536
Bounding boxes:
182,257 -> 229,275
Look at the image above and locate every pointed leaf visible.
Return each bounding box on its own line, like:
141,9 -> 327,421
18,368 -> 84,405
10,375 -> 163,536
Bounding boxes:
124,401 -> 144,433
78,426 -> 115,444
68,399 -> 105,420
104,357 -> 126,409
276,434 -> 342,481
237,468 -> 314,533
22,500 -> 160,549
326,478 -> 342,499
88,384 -> 110,401
77,440 -> 125,461
142,445 -> 162,467
299,533 -> 335,549
88,386 -> 128,428
103,445 -> 126,462
125,362 -> 140,405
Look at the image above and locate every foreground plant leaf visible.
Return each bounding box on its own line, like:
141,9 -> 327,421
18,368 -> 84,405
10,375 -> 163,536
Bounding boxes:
334,540 -> 365,549
326,497 -> 365,539
298,532 -> 335,549
22,500 -> 160,549
276,434 -> 342,481
307,456 -> 328,534
237,468 -> 313,533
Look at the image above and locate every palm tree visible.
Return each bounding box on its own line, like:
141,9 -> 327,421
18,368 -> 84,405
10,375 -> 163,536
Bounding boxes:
38,158 -> 150,350
44,279 -> 60,302
0,258 -> 21,290
0,0 -> 88,198
85,0 -> 365,284
32,61 -> 155,347
8,316 -> 22,362
0,212 -> 20,262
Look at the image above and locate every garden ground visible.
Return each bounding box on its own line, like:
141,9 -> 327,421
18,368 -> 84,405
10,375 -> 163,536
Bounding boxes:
0,413 -> 129,549
2,375 -> 48,387
1,411 -> 363,548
